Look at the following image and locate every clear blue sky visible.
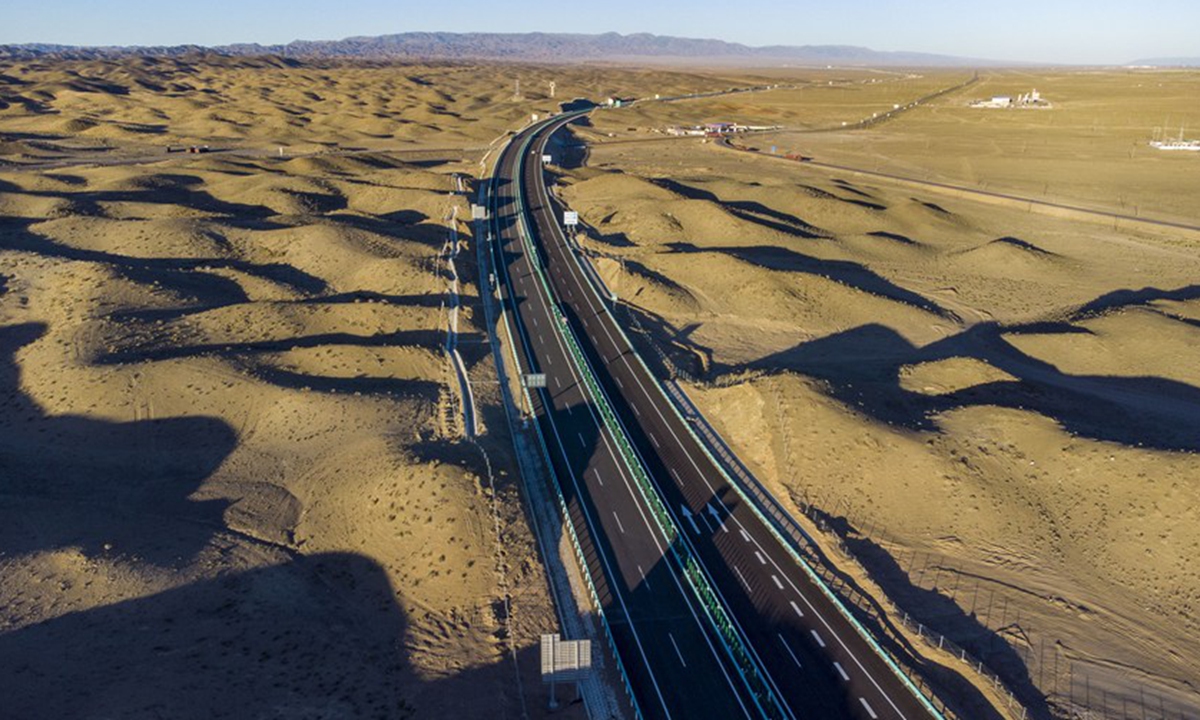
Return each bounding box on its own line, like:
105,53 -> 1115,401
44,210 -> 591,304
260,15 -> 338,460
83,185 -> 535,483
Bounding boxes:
4,0 -> 1197,64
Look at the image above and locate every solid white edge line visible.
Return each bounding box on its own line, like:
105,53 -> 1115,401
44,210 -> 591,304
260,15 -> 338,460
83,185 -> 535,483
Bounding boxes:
778,634 -> 802,668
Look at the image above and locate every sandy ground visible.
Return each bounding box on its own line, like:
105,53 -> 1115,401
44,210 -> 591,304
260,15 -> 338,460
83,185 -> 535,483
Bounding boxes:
0,55 -> 730,719
558,101 -> 1200,717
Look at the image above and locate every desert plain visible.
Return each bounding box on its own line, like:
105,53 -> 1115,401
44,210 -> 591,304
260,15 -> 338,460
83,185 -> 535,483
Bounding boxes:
1,54 -> 1198,720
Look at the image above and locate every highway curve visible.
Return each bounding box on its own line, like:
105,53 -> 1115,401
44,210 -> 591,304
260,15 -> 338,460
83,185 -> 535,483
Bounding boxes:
492,112 -> 944,720
490,115 -> 758,719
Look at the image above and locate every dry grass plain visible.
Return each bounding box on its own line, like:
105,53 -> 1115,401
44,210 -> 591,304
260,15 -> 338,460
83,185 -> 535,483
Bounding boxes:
758,70 -> 1200,224
558,70 -> 1200,718
0,55 -> 740,719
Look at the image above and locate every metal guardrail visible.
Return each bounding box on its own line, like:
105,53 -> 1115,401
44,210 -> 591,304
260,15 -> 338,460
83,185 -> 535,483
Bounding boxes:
485,150 -> 646,720
512,120 -> 786,720
667,379 -> 977,719
523,376 -> 647,720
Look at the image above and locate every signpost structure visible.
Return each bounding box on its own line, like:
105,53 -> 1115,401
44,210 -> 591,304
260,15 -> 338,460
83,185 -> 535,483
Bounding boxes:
522,373 -> 548,389
540,634 -> 593,710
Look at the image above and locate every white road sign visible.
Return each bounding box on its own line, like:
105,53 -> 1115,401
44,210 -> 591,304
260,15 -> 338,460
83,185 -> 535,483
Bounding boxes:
540,634 -> 592,683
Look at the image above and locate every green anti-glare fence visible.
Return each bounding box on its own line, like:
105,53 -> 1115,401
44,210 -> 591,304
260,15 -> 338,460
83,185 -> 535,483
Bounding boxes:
485,171 -> 647,720
512,118 -> 786,720
543,136 -> 953,719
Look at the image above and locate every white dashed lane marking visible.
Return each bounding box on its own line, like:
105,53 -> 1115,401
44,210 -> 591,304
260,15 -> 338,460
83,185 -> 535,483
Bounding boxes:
834,662 -> 849,681
860,698 -> 879,719
811,630 -> 826,648
668,633 -> 687,667
733,566 -> 752,593
790,601 -> 805,618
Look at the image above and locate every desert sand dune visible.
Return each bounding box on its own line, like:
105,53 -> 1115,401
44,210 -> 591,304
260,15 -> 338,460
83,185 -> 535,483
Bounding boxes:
0,55 -> 702,718
4,52 -> 1197,717
562,122 -> 1200,715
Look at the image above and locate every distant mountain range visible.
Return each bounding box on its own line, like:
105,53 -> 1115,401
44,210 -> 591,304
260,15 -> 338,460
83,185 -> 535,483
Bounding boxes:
0,31 -> 1013,67
1127,57 -> 1200,67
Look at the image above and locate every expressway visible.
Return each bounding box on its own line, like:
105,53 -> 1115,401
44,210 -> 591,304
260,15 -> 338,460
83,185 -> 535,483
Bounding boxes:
489,116 -> 758,719
490,112 -> 942,720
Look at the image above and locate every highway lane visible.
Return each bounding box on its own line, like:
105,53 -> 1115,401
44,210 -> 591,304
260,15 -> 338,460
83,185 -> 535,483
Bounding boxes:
521,115 -> 942,720
490,116 -> 757,719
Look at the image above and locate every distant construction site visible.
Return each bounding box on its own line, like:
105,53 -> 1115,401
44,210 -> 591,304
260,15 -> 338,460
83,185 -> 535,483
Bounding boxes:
970,88 -> 1051,108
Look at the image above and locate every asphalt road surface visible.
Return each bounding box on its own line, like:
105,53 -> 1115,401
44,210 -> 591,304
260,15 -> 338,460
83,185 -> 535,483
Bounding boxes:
493,112 -> 941,720
491,117 -> 758,720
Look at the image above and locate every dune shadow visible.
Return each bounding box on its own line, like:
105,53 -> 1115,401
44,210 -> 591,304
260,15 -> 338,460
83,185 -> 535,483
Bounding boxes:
734,319 -> 1200,452
9,172 -> 289,230
97,328 -> 451,365
250,364 -> 441,401
1,219 -> 328,298
650,177 -> 829,239
988,236 -> 1058,257
667,242 -> 953,319
0,552 -> 420,719
328,210 -> 447,248
1070,284 -> 1200,320
867,231 -> 920,246
106,292 -> 472,327
0,322 -> 237,564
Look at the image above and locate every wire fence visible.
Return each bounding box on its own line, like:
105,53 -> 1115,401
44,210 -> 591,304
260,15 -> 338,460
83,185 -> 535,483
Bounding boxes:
615,306 -> 1200,720
797,496 -> 1199,720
